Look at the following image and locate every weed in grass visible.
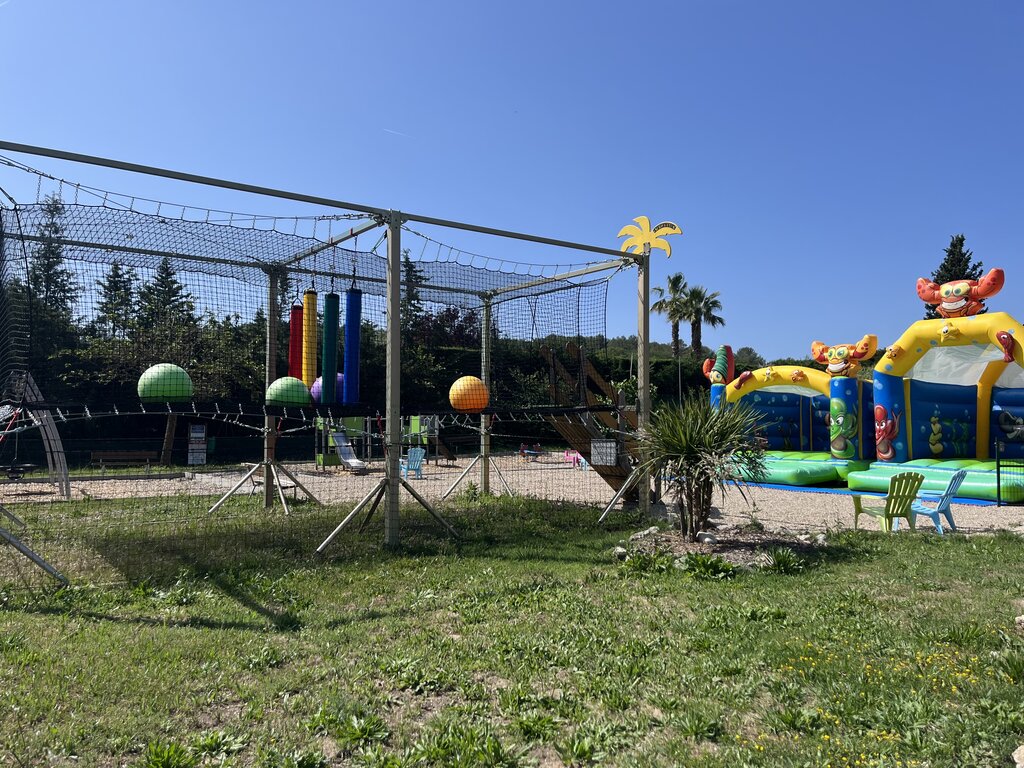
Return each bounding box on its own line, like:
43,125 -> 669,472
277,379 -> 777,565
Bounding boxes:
190,729 -> 246,759
742,604 -> 788,624
674,708 -> 724,742
409,720 -> 520,767
514,710 -> 557,742
379,655 -> 451,694
680,552 -> 736,580
620,550 -> 675,576
757,546 -> 805,575
929,620 -> 986,647
556,733 -> 603,766
994,650 -> 1024,683
334,714 -> 391,749
281,749 -> 329,768
139,741 -> 198,768
244,643 -> 286,671
770,705 -> 827,734
354,745 -> 413,767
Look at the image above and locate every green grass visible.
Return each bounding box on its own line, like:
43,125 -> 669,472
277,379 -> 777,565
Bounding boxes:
3,495 -> 1024,766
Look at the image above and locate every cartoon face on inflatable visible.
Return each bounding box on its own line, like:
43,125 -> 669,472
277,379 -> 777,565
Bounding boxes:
811,334 -> 878,378
702,345 -> 735,385
875,404 -> 901,462
829,398 -> 858,460
915,268 -> 1004,318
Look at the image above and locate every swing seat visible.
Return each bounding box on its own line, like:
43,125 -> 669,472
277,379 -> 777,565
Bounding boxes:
4,464 -> 36,480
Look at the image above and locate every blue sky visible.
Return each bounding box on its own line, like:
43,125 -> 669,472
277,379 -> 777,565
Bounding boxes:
1,1 -> 1021,360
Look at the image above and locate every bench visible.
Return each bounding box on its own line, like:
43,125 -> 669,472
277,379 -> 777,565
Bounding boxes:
90,450 -> 159,470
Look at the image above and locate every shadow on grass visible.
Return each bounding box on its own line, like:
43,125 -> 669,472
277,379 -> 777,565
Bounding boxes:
3,495 -> 899,628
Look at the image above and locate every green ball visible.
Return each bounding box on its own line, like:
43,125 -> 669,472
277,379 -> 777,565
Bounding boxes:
266,376 -> 311,407
138,363 -> 193,403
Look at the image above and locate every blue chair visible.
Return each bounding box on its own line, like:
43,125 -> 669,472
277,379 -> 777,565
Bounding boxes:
400,447 -> 426,479
895,468 -> 966,534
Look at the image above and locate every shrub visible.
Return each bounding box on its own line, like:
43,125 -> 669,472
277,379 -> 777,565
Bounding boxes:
640,394 -> 766,541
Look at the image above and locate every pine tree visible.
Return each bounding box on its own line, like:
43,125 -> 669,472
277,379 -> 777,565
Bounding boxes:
24,194 -> 80,396
27,194 -> 78,319
95,261 -> 138,339
924,234 -> 984,319
135,257 -> 198,366
400,249 -> 427,342
137,257 -> 196,328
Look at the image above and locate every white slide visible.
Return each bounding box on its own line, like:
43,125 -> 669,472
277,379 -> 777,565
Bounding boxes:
332,433 -> 368,474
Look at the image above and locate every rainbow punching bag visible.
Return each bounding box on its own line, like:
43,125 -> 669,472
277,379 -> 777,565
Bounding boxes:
288,304 -> 304,379
321,292 -> 340,405
343,287 -> 362,404
302,289 -> 318,388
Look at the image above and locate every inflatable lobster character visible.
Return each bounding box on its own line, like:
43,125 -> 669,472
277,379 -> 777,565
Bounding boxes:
810,334 -> 878,378
702,345 -> 735,385
916,267 -> 1004,318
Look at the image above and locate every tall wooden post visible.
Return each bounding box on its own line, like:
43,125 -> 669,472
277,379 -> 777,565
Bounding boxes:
264,269 -> 279,508
637,244 -> 651,517
385,211 -> 402,546
480,297 -> 492,494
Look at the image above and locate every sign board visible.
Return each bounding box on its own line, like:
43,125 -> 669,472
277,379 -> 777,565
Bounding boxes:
188,423 -> 207,465
590,439 -> 617,467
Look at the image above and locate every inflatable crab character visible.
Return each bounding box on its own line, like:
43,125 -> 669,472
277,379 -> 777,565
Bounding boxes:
811,334 -> 878,378
916,268 -> 1004,319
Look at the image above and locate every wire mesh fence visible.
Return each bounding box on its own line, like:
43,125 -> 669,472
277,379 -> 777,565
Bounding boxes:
0,157 -> 635,591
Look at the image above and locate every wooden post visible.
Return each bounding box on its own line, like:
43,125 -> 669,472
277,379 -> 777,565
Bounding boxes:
637,244 -> 651,517
480,297 -> 491,494
264,269 -> 279,508
385,211 -> 402,546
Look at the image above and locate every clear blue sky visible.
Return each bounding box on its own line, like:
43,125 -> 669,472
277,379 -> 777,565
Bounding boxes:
1,1 -> 1021,360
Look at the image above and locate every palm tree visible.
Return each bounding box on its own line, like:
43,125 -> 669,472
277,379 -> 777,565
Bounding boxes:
682,285 -> 725,358
651,272 -> 688,358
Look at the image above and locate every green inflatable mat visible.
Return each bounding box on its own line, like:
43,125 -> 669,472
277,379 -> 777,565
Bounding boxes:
847,459 -> 1024,503
740,452 -> 871,486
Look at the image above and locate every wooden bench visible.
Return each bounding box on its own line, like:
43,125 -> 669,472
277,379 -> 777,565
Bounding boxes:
90,450 -> 159,470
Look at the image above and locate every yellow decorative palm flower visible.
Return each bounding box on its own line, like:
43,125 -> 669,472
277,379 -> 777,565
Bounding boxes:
617,215 -> 682,258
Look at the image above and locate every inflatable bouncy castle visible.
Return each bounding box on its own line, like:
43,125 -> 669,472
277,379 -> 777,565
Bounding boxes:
709,267 -> 1024,501
706,340 -> 877,486
847,268 -> 1024,501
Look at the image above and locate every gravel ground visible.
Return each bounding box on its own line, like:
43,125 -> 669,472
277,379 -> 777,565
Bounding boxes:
709,484 -> 1024,535
4,456 -> 1022,535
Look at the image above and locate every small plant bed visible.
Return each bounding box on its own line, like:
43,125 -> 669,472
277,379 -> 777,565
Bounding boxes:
624,524 -> 821,570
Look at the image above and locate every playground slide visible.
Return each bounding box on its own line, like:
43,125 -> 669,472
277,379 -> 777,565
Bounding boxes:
429,433 -> 455,462
332,433 -> 369,475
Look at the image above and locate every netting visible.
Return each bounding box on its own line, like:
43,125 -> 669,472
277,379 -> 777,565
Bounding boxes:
0,158 -> 637,589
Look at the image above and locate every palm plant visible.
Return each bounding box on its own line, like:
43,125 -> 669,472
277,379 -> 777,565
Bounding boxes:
640,394 -> 766,541
682,286 -> 725,358
651,272 -> 688,358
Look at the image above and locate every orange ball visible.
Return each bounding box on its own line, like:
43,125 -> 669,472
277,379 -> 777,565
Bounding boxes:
449,375 -> 490,413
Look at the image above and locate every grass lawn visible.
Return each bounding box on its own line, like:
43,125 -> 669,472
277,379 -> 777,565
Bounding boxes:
3,495 -> 1024,767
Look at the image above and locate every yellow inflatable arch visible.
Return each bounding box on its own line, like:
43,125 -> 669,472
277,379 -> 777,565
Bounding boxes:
724,365 -> 831,404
